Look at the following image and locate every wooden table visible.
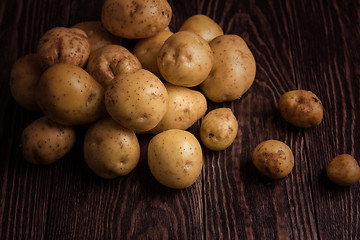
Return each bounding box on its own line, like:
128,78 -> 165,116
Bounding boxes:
1,0 -> 359,239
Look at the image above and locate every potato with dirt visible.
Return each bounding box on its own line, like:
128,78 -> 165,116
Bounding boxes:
326,154 -> 360,186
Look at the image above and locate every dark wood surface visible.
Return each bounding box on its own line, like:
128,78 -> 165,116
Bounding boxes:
1,0 -> 359,239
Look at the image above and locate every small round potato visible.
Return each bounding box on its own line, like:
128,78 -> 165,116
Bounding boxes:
148,129 -> 203,189
83,118 -> 140,178
179,14 -> 224,42
200,108 -> 238,151
278,90 -> 323,128
326,154 -> 360,186
9,54 -> 43,111
37,27 -> 90,69
252,140 -> 294,179
21,116 -> 76,164
157,31 -> 213,87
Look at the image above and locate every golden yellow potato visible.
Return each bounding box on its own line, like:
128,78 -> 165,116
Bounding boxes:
37,27 -> 90,69
326,154 -> 360,186
105,69 -> 168,133
83,118 -> 140,178
278,90 -> 323,128
252,140 -> 294,179
200,34 -> 256,102
9,54 -> 43,111
21,116 -> 76,164
179,14 -> 224,42
37,63 -> 106,126
200,108 -> 238,151
157,31 -> 213,87
148,129 -> 203,189
101,0 -> 172,39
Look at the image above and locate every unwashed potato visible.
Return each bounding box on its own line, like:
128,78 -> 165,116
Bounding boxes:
101,0 -> 172,39
252,140 -> 294,179
87,44 -> 142,88
200,108 -> 238,151
278,90 -> 323,128
148,129 -> 203,189
157,31 -> 213,87
9,54 -> 43,111
148,83 -> 207,134
21,116 -> 76,164
326,154 -> 360,186
200,34 -> 256,102
83,118 -> 140,178
37,27 -> 90,69
179,14 -> 224,42
37,63 -> 106,126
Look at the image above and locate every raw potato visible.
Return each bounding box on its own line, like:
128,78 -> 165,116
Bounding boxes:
101,0 -> 172,39
200,108 -> 238,151
9,54 -> 43,111
148,129 -> 203,189
157,31 -> 213,87
37,27 -> 90,69
83,118 -> 140,178
37,63 -> 106,126
105,69 -> 168,133
200,34 -> 256,102
278,90 -> 323,128
326,154 -> 360,186
148,83 -> 207,134
87,44 -> 142,88
179,14 -> 224,42
21,116 -> 76,164
252,140 -> 294,179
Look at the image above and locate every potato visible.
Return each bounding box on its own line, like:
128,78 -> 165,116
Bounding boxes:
200,108 -> 238,151
157,31 -> 213,87
133,30 -> 173,77
9,54 -> 43,111
21,116 -> 76,164
86,44 -> 142,88
179,14 -> 224,42
105,69 -> 168,133
278,90 -> 323,128
200,34 -> 256,102
37,27 -> 90,69
37,63 -> 106,126
72,21 -> 122,53
148,129 -> 203,189
326,154 -> 360,186
252,140 -> 294,179
101,0 -> 172,39
83,118 -> 140,178
148,83 -> 207,134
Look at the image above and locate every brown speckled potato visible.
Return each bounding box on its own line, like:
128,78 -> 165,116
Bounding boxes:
252,140 -> 294,179
9,54 -> 43,111
83,118 -> 140,179
101,0 -> 172,39
200,108 -> 238,151
148,129 -> 203,189
37,27 -> 90,69
21,116 -> 76,164
278,90 -> 323,128
326,154 -> 360,186
157,31 -> 213,87
200,34 -> 256,102
105,69 -> 168,133
37,63 -> 106,126
87,44 -> 142,88
179,14 -> 224,42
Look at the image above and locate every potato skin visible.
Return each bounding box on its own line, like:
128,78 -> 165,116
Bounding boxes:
278,90 -> 323,128
326,154 -> 360,186
83,118 -> 140,179
21,116 -> 76,164
148,129 -> 203,189
252,140 -> 294,179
